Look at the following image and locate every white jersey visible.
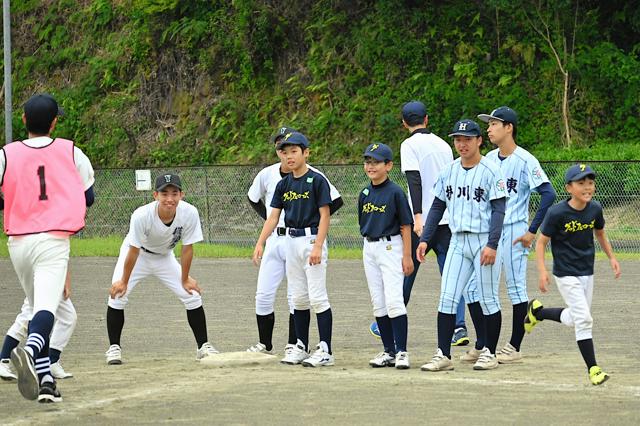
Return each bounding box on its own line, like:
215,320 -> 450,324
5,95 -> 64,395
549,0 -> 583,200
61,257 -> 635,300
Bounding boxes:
485,146 -> 549,225
0,136 -> 94,190
125,200 -> 203,255
400,130 -> 453,224
433,157 -> 508,233
247,163 -> 341,227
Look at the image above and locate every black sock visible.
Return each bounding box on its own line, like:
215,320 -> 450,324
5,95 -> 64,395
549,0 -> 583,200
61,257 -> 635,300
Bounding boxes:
467,302 -> 486,350
288,313 -> 297,345
256,313 -> 275,351
390,314 -> 408,353
577,338 -> 597,370
106,306 -> 125,346
484,311 -> 502,354
294,309 -> 311,349
376,315 -> 395,355
186,306 -> 208,348
0,335 -> 19,359
49,348 -> 62,364
316,309 -> 333,353
510,302 -> 528,351
437,312 -> 456,358
539,307 -> 564,322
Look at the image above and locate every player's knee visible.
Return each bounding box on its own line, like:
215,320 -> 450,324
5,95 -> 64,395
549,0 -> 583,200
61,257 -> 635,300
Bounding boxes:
256,299 -> 275,316
387,304 -> 407,318
292,295 -> 310,311
310,299 -> 330,313
372,306 -> 388,317
108,297 -> 128,310
182,295 -> 202,311
575,313 -> 593,332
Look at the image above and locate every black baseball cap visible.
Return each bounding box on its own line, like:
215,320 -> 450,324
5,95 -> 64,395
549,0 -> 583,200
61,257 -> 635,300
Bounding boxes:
364,143 -> 393,162
564,164 -> 596,183
401,101 -> 427,123
478,106 -> 518,125
270,126 -> 298,144
448,119 -> 482,137
24,94 -> 64,134
276,131 -> 309,149
155,173 -> 182,191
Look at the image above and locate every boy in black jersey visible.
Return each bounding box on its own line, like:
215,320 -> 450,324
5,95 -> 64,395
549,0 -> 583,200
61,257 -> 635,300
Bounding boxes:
359,143 -> 414,369
253,132 -> 334,367
529,164 -> 620,385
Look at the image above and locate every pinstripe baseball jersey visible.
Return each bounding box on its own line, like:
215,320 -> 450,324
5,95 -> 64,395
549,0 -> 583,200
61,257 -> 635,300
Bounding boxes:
486,146 -> 549,225
432,157 -> 508,233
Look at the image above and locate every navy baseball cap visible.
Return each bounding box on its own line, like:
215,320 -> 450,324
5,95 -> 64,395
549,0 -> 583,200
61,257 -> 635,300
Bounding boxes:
155,173 -> 183,191
269,126 -> 297,144
401,101 -> 427,123
276,131 -> 309,149
363,143 -> 393,162
449,119 -> 482,137
24,93 -> 64,132
564,164 -> 596,183
478,106 -> 518,125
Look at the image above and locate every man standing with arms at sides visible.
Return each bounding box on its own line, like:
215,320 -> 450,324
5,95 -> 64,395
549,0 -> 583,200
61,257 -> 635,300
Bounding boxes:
373,101 -> 468,346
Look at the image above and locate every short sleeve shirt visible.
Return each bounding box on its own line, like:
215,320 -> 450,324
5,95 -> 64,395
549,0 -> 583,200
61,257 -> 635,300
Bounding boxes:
540,199 -> 605,277
270,169 -> 332,228
126,200 -> 204,254
358,178 -> 413,238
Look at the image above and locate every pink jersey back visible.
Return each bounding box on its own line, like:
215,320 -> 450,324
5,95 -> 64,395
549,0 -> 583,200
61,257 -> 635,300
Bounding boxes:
2,138 -> 86,235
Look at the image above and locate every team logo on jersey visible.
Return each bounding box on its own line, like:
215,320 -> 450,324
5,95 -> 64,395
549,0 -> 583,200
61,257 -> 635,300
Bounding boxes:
532,167 -> 543,180
564,219 -> 595,233
283,190 -> 310,201
362,202 -> 386,213
386,244 -> 392,251
507,178 -> 518,194
496,179 -> 506,193
169,227 -> 183,249
362,188 -> 370,196
306,177 -> 314,183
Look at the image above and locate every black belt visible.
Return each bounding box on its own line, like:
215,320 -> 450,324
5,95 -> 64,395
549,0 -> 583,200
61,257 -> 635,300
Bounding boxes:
141,246 -> 159,254
365,234 -> 397,242
275,227 -> 287,236
288,227 -> 318,237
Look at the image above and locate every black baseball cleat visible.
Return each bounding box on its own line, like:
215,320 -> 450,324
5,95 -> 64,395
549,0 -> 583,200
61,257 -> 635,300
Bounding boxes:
11,347 -> 39,400
38,381 -> 63,403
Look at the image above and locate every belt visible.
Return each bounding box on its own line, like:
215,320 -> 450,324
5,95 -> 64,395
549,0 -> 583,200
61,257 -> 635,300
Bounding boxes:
365,234 -> 398,242
140,246 -> 159,255
288,227 -> 318,237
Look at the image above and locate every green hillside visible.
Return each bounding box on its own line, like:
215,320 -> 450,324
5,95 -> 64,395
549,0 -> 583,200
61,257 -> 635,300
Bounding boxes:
4,0 -> 639,166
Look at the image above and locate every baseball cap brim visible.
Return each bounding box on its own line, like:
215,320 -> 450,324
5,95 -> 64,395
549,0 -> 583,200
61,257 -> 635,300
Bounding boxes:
156,183 -> 182,191
477,113 -> 504,123
448,131 -> 480,137
364,153 -> 388,161
566,171 -> 596,183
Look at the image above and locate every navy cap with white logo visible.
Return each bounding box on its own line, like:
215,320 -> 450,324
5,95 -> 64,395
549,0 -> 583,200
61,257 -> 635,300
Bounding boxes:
478,106 -> 518,125
401,101 -> 427,123
269,126 -> 298,144
155,174 -> 182,191
448,119 -> 482,137
564,164 -> 596,183
364,143 -> 393,162
276,131 -> 309,149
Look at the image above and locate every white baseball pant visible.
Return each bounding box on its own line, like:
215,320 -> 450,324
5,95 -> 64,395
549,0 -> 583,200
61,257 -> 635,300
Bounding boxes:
255,232 -> 294,315
108,242 -> 202,310
286,234 -> 330,313
363,235 -> 406,318
554,275 -> 595,341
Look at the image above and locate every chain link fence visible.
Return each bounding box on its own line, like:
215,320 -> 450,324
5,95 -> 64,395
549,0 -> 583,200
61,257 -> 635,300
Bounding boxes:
8,161 -> 639,251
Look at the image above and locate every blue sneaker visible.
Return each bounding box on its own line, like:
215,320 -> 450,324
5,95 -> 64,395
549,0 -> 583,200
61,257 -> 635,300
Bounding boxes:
369,321 -> 381,339
451,327 -> 470,346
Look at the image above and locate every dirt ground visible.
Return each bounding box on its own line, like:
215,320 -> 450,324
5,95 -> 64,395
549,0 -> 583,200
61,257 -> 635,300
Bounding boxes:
0,257 -> 638,425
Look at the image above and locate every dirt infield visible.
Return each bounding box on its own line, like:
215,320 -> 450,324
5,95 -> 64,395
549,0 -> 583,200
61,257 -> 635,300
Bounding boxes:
1,257 -> 639,425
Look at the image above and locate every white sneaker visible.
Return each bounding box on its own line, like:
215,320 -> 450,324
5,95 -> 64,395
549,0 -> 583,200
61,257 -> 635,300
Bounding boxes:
421,348 -> 454,372
105,344 -> 122,365
0,358 -> 17,381
395,351 -> 410,370
246,343 -> 274,354
460,347 -> 483,363
473,348 -> 499,370
281,341 -> 309,365
196,342 -> 220,360
50,361 -> 73,379
496,343 -> 523,364
369,352 -> 395,368
302,342 -> 335,367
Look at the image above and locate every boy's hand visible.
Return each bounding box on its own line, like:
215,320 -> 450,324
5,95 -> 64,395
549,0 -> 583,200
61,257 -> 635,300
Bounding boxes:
513,231 -> 536,248
480,247 -> 496,265
610,258 -> 621,279
183,275 -> 202,295
110,279 -> 128,299
402,255 -> 414,276
309,245 -> 322,266
416,242 -> 428,263
252,244 -> 264,266
538,270 -> 550,293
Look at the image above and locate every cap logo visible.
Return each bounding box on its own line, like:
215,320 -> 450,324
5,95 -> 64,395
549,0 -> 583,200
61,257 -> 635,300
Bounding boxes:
371,144 -> 379,151
580,164 -> 586,171
284,133 -> 292,140
458,122 -> 468,131
279,127 -> 287,134
164,175 -> 172,183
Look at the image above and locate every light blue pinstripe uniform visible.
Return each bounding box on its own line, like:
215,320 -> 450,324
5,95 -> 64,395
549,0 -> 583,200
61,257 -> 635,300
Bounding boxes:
467,146 -> 549,305
434,157 -> 508,315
